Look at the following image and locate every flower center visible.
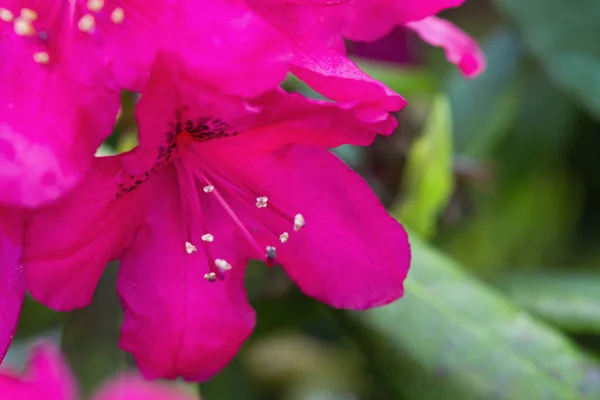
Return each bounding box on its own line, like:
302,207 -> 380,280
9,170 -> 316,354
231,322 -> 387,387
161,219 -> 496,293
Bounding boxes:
173,137 -> 306,283
0,1 -> 126,66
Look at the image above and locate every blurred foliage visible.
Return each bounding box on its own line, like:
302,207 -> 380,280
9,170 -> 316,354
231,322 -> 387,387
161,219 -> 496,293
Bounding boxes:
7,1 -> 600,399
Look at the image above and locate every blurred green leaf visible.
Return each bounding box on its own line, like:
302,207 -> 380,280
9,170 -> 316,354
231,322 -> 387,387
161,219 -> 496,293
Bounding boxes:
495,0 -> 600,119
350,235 -> 600,399
396,95 -> 453,238
61,264 -> 127,395
355,59 -> 437,98
498,271 -> 600,334
15,295 -> 64,340
447,29 -> 523,158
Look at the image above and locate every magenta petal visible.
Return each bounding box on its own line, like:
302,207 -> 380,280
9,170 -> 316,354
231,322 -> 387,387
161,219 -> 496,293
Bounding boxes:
406,16 -> 486,78
290,48 -> 406,112
0,211 -> 25,361
92,374 -> 198,400
118,166 -> 255,381
0,27 -> 120,207
23,157 -> 139,311
224,145 -> 410,310
0,343 -> 77,400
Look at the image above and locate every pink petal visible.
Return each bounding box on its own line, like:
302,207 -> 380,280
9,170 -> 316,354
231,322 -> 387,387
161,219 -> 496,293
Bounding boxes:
406,16 -> 486,78
117,165 -> 255,382
212,145 -> 410,310
0,210 -> 25,361
0,32 -> 120,207
0,1 -> 120,207
23,157 -> 140,311
92,374 -> 198,400
0,343 -> 77,400
170,0 -> 289,98
125,52 -> 395,176
337,0 -> 466,41
289,48 -> 407,113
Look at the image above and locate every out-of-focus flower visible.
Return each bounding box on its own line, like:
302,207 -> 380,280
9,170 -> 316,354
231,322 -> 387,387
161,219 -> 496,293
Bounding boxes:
0,0 -> 288,207
22,52 -> 410,381
0,210 -> 26,363
405,15 -> 486,77
244,0 -> 485,99
0,343 -> 199,400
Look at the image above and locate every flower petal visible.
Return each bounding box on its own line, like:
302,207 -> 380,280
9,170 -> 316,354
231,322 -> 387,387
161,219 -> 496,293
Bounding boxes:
0,343 -> 77,400
125,53 -> 395,176
92,373 -> 197,400
0,20 -> 120,207
22,157 -> 140,311
117,165 -> 255,381
214,145 -> 410,310
406,16 -> 486,78
0,210 -> 25,361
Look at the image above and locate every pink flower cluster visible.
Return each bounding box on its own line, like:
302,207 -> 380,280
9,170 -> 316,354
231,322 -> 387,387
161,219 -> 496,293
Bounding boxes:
0,0 -> 484,384
0,343 -> 198,400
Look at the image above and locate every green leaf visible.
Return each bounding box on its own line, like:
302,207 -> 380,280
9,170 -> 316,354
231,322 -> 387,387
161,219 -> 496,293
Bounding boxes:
61,264 -> 127,394
495,0 -> 600,119
349,235 -> 600,399
498,271 -> 600,334
396,95 -> 453,238
354,59 -> 438,98
447,29 -> 523,158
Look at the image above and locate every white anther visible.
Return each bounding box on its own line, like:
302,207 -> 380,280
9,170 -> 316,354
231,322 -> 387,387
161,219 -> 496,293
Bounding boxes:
14,18 -> 34,36
87,0 -> 104,12
204,272 -> 217,282
201,233 -> 214,242
20,8 -> 37,21
33,51 -> 49,64
293,213 -> 305,231
185,241 -> 197,254
255,196 -> 268,209
203,184 -> 214,193
77,14 -> 95,33
215,259 -> 232,271
110,7 -> 124,24
279,232 -> 289,243
0,8 -> 14,22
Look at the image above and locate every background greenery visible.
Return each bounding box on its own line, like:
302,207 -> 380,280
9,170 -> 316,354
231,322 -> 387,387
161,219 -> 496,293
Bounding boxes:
6,1 -> 600,398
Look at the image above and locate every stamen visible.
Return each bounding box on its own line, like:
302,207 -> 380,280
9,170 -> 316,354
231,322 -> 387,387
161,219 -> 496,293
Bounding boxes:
87,0 -> 104,12
203,184 -> 214,193
293,214 -> 305,231
77,14 -> 95,33
279,232 -> 289,243
204,272 -> 217,282
185,241 -> 197,254
265,246 -> 276,260
110,7 -> 125,24
214,259 -> 232,271
33,52 -> 49,64
14,18 -> 34,36
20,8 -> 37,21
255,196 -> 268,208
0,8 -> 14,22
201,233 -> 214,242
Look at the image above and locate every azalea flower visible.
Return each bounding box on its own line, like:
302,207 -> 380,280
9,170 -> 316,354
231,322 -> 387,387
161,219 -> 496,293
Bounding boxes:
0,343 -> 199,400
22,52 -> 411,381
0,0 -> 288,207
243,0 -> 485,104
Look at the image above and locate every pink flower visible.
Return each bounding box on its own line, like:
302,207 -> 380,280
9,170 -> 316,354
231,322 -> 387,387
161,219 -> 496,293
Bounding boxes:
0,0 -> 288,207
22,53 -> 410,381
0,343 -> 199,400
0,209 -> 26,363
244,0 -> 485,100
